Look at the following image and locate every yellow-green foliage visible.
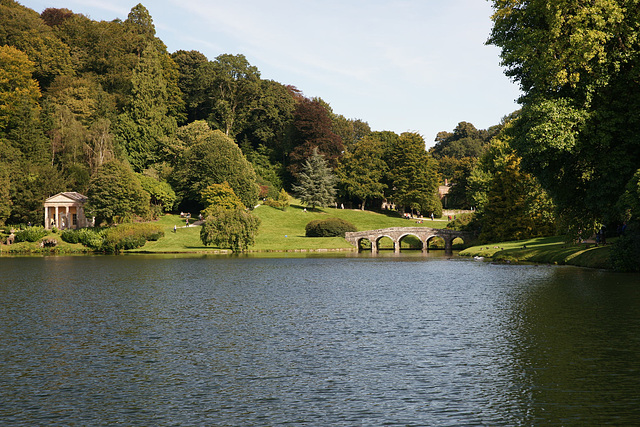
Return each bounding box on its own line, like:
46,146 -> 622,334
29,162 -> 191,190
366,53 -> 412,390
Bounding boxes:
101,222 -> 164,253
200,182 -> 244,218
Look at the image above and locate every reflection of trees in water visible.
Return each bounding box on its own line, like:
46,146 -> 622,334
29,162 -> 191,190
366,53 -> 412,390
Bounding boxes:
505,268 -> 640,425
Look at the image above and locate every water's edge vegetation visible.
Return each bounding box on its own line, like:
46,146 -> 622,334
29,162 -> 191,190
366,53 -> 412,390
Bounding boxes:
1,204 -> 615,270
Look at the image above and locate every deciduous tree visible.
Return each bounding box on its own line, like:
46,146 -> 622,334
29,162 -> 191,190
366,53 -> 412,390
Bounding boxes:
200,206 -> 261,252
86,159 -> 150,225
337,135 -> 387,210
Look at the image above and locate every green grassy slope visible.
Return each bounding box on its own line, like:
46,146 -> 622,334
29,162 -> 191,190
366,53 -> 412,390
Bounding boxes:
459,236 -> 612,269
134,203 -> 447,253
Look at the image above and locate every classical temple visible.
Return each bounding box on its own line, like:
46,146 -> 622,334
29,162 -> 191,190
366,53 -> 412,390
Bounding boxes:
44,192 -> 91,230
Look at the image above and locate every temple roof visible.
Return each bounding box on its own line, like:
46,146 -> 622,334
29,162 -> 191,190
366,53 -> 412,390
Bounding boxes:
45,192 -> 88,204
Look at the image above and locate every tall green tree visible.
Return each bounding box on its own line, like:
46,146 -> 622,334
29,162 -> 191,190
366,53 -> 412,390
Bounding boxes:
200,206 -> 261,252
387,132 -> 441,215
337,135 -> 387,210
0,45 -> 41,134
195,54 -> 261,137
172,122 -> 259,210
0,0 -> 73,88
116,44 -> 177,171
86,159 -> 150,225
292,147 -> 337,209
473,131 -> 556,242
488,0 -> 640,233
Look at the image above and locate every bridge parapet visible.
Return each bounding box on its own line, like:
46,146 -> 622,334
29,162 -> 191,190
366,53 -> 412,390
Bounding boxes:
345,227 -> 473,253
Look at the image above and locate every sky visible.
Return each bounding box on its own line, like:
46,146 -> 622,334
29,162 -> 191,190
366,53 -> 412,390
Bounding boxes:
20,0 -> 522,147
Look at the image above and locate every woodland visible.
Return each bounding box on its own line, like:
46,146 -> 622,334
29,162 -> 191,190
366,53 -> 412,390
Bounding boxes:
1,1 -> 639,269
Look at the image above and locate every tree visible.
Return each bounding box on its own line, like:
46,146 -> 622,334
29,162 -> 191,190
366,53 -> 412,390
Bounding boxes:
137,173 -> 176,214
171,50 -> 208,123
292,147 -> 337,209
471,127 -> 556,242
488,0 -> 640,233
332,114 -> 371,152
195,54 -> 261,137
200,182 -> 244,217
387,132 -> 441,215
0,0 -> 73,88
116,44 -> 177,171
200,206 -> 261,252
172,122 -> 259,210
0,163 -> 12,225
337,135 -> 387,210
0,45 -> 41,133
287,97 -> 343,175
86,160 -> 150,225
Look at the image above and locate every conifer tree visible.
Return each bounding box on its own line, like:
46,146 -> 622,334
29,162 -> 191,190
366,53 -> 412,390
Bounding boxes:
292,147 -> 337,209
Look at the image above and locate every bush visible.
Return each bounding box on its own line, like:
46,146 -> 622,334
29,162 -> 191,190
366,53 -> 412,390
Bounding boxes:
446,213 -> 478,232
14,226 -> 48,242
78,228 -> 103,249
101,222 -> 165,253
305,218 -> 357,237
610,225 -> 640,272
61,229 -> 80,244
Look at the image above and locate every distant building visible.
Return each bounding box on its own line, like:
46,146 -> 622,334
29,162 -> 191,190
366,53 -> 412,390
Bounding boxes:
438,179 -> 451,207
44,192 -> 91,230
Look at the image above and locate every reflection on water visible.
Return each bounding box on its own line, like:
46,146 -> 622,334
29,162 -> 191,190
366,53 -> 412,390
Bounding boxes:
0,255 -> 638,425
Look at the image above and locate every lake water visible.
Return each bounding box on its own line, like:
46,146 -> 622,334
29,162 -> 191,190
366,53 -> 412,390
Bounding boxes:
1,253 -> 639,426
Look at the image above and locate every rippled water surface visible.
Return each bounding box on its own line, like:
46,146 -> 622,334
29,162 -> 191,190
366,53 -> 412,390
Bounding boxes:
1,254 -> 639,425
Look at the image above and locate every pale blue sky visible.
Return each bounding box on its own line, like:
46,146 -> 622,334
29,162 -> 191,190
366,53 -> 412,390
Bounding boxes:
20,0 -> 521,146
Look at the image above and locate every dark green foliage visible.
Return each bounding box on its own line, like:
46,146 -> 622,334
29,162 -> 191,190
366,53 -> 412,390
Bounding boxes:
60,228 -> 79,243
14,226 -> 48,242
489,1 -> 640,232
446,213 -> 478,232
86,159 -> 150,225
610,225 -> 640,272
387,132 -> 440,215
305,218 -> 357,237
292,147 -> 337,209
172,123 -> 259,210
200,207 -> 261,252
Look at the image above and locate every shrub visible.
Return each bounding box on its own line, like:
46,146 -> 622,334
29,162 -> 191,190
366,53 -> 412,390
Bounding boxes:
446,213 -> 477,232
101,222 -> 165,253
610,224 -> 640,272
14,226 -> 48,242
78,228 -> 103,249
305,218 -> 357,237
61,229 -> 80,244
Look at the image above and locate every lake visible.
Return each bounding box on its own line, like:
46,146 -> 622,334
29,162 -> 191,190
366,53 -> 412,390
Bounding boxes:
1,253 -> 639,425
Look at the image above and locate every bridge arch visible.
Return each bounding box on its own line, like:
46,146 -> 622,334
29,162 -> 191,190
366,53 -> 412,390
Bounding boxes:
345,227 -> 473,254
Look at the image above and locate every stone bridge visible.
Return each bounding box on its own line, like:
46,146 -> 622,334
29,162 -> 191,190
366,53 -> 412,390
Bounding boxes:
345,227 -> 474,253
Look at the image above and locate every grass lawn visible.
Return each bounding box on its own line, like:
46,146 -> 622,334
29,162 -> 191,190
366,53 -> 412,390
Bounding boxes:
131,202 -> 449,253
128,214 -> 227,253
459,236 -> 613,269
0,233 -> 92,255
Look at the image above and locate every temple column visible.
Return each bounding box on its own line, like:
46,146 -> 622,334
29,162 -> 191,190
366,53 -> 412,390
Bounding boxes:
44,206 -> 49,229
54,206 -> 59,228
